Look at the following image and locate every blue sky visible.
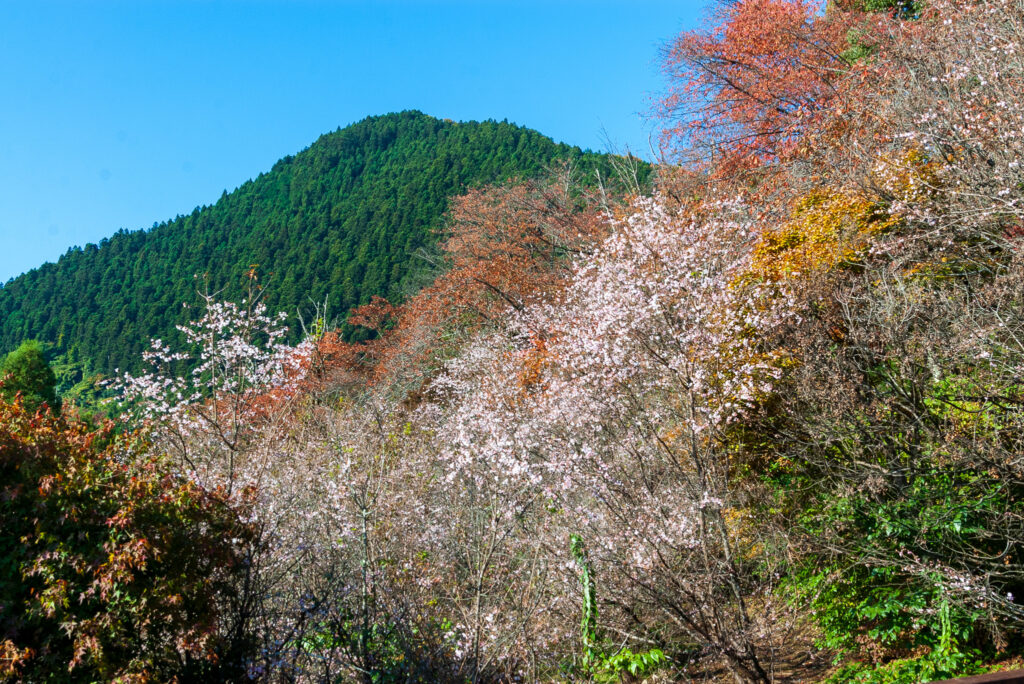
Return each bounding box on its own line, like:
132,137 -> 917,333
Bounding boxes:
0,1 -> 705,283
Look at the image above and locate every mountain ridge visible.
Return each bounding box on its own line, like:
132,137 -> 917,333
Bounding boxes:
0,110 -> 634,376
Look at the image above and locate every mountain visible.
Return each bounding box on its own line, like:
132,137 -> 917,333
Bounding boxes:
0,111 -> 630,376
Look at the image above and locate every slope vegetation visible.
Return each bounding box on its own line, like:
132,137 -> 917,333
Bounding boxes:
0,111 -> 618,374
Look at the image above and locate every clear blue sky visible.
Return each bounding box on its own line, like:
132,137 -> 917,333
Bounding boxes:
0,1 -> 705,283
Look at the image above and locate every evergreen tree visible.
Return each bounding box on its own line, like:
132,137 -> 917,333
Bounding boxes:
0,340 -> 59,413
0,111 -> 647,376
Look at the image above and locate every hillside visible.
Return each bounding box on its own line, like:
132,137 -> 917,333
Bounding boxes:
0,111 -> 626,375
7,2 -> 1024,682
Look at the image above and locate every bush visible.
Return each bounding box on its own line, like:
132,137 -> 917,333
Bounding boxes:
0,396 -> 257,682
0,340 -> 59,414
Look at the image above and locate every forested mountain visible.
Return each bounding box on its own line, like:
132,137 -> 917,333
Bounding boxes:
0,111 -> 626,375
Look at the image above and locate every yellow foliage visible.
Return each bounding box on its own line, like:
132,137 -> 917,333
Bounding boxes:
723,506 -> 764,561
875,147 -> 942,206
747,189 -> 898,282
745,149 -> 940,283
902,259 -> 957,280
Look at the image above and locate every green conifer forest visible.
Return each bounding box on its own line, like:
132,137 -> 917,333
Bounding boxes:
0,111 -> 631,375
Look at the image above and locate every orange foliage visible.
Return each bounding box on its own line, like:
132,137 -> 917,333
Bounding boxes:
659,0 -> 857,172
0,397 -> 254,681
339,176 -> 609,390
347,295 -> 398,332
515,333 -> 555,398
300,329 -> 375,396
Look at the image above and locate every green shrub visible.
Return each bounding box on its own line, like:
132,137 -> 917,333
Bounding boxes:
0,396 -> 257,681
